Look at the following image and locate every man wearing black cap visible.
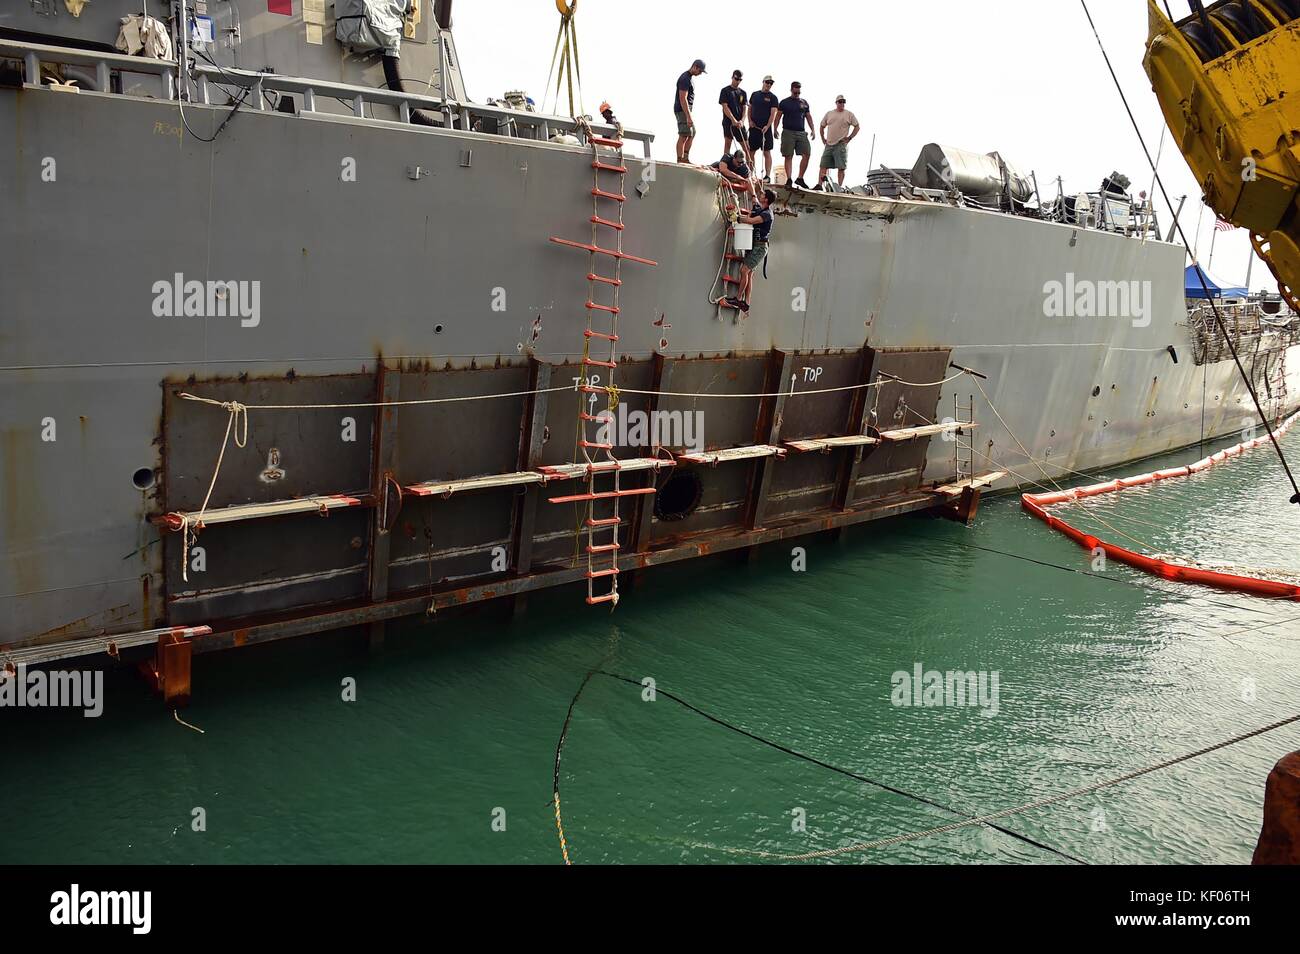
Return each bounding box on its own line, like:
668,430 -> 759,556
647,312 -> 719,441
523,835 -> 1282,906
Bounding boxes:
747,75 -> 780,182
709,149 -> 756,201
775,81 -> 816,189
675,59 -> 706,163
719,70 -> 750,163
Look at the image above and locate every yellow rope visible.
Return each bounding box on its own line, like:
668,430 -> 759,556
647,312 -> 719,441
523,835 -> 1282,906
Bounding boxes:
554,792 -> 572,865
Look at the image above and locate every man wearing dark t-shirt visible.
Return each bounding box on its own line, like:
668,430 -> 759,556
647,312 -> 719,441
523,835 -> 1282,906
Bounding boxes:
709,150 -> 755,200
724,188 -> 777,313
775,81 -> 817,188
674,58 -> 706,163
719,70 -> 750,163
747,75 -> 780,182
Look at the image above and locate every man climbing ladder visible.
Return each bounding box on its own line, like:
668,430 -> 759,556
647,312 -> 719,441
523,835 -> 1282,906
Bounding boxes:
725,188 -> 777,313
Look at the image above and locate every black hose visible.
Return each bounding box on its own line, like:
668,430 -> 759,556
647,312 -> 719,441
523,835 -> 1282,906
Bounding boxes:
382,54 -> 438,127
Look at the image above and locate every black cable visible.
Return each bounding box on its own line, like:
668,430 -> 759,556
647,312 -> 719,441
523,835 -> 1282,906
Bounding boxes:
177,85 -> 248,143
591,670 -> 1088,864
178,42 -> 249,143
1079,0 -> 1300,506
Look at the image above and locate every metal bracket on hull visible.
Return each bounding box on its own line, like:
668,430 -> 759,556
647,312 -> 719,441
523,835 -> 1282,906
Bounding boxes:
677,445 -> 787,466
930,471 -> 1005,526
538,458 -> 675,481
156,494 -> 367,531
407,471 -> 545,497
878,421 -> 976,442
406,457 -> 677,498
0,625 -> 211,670
930,471 -> 1005,498
786,434 -> 881,453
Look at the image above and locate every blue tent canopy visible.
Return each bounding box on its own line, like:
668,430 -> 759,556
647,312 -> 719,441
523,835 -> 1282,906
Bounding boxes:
1185,263 -> 1248,299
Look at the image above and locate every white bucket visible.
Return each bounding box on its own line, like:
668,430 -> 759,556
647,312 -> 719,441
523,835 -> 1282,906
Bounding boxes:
732,223 -> 754,252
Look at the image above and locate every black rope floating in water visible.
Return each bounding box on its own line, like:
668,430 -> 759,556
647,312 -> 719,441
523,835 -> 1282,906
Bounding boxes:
596,671 -> 1088,864
552,668 -> 599,866
552,668 -> 1087,864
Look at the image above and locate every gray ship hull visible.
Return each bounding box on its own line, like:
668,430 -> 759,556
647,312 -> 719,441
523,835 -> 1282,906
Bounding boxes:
3,77 -> 1297,668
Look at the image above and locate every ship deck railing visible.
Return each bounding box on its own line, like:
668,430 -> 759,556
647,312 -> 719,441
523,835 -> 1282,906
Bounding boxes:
0,38 -> 653,158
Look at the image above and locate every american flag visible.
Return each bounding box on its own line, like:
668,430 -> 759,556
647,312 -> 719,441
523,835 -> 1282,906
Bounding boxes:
1215,218 -> 1236,232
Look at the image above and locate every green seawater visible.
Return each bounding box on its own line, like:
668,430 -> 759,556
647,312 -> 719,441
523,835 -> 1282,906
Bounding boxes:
4,429 -> 1300,865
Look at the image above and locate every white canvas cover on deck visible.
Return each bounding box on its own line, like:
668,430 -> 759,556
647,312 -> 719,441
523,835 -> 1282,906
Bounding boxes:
335,0 -> 410,58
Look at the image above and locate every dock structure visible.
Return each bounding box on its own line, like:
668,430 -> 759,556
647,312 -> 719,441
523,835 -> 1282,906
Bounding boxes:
1253,751 -> 1300,865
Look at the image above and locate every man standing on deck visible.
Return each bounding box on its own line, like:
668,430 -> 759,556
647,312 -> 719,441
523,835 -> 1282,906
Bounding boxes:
747,75 -> 780,182
720,70 -> 750,164
725,188 -> 776,314
817,95 -> 860,189
775,82 -> 816,189
675,59 -> 706,163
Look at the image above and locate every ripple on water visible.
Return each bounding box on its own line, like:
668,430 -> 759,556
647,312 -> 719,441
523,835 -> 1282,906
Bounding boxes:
3,432 -> 1300,863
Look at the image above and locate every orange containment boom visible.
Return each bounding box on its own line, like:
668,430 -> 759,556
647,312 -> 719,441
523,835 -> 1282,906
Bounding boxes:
1021,411 -> 1300,600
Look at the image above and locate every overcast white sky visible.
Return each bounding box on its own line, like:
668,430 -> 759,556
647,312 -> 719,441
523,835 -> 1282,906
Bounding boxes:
455,0 -> 1269,291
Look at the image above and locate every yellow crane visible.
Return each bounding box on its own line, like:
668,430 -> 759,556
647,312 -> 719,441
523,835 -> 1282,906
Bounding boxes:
1144,0 -> 1299,307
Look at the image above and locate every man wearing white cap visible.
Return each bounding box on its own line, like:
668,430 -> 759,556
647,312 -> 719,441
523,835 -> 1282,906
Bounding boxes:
817,95 -> 860,189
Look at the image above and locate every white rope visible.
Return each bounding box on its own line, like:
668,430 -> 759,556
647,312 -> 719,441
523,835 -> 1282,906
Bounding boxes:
622,370 -> 972,400
173,708 -> 206,734
971,376 -> 1156,552
176,369 -> 972,411
166,368 -> 976,579
176,388 -> 572,411
709,178 -> 740,307
179,399 -> 247,582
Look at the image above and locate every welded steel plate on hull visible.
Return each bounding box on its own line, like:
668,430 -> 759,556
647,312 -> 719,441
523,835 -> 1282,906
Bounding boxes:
162,373 -> 378,622
852,349 -> 952,501
643,355 -> 770,544
764,351 -> 868,521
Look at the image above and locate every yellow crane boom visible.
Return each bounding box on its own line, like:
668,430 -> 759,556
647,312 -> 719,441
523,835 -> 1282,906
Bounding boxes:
1144,0 -> 1300,306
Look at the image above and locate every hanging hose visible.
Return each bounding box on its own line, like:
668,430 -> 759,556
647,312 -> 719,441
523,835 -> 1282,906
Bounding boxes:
382,54 -> 439,126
